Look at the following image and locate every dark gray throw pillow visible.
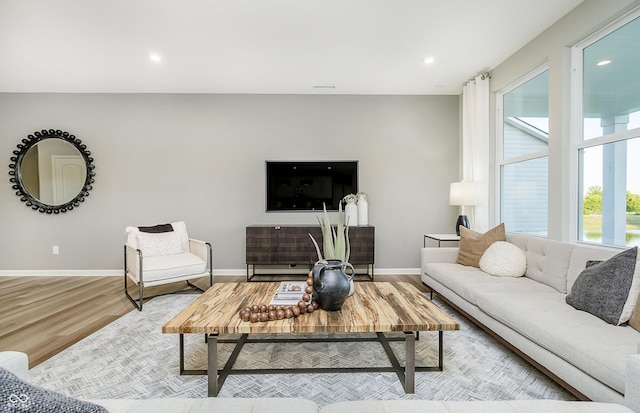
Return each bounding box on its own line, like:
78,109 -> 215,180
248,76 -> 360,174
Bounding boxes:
138,223 -> 173,233
566,246 -> 638,325
0,367 -> 108,413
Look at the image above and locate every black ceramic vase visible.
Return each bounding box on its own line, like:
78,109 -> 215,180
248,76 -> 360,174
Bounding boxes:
312,259 -> 355,311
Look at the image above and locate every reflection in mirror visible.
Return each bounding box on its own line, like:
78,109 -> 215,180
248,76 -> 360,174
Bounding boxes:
9,129 -> 95,214
22,139 -> 87,205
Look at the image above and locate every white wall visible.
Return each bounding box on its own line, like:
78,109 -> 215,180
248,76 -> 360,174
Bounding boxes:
489,0 -> 640,240
0,93 -> 459,274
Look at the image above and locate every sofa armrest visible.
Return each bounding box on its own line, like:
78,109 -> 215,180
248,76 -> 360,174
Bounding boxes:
421,247 -> 459,267
626,354 -> 640,412
0,351 -> 29,382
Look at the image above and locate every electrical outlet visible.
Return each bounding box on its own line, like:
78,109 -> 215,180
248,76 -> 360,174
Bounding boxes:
52,245 -> 59,255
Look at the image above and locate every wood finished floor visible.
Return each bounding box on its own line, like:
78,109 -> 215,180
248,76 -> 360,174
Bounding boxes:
0,274 -> 427,368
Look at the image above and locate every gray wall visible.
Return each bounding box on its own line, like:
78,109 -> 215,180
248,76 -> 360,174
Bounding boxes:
489,0 -> 640,241
0,93 -> 460,274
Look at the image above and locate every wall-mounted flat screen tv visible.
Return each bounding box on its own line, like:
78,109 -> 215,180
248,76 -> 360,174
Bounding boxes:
266,161 -> 358,212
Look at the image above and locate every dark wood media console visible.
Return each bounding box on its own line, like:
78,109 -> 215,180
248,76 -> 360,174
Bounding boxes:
246,225 -> 375,281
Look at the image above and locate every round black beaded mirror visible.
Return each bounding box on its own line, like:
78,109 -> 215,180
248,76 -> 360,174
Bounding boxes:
8,129 -> 96,214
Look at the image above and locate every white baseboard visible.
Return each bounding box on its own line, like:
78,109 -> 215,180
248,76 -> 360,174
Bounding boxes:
0,268 -> 421,277
0,269 -> 245,277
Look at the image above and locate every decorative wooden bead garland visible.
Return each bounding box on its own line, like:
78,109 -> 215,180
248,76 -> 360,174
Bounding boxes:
239,273 -> 318,322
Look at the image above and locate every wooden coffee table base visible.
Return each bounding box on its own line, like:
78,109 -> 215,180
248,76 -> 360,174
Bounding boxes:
178,330 -> 444,397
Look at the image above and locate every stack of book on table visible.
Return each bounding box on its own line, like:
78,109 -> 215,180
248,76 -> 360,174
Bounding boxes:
270,281 -> 308,306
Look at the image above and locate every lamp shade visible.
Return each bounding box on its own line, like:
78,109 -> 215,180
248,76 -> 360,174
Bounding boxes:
449,181 -> 477,206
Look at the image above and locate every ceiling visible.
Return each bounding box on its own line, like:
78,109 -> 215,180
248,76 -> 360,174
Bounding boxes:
0,0 -> 584,95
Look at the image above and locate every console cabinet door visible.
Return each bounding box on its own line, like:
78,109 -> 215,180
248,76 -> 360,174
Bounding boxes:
348,226 -> 375,264
278,226 -> 322,264
246,226 -> 278,264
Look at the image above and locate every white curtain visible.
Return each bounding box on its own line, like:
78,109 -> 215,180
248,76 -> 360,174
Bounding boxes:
461,74 -> 490,232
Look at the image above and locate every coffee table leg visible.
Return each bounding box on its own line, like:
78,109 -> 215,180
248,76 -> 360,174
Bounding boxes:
405,331 -> 415,393
179,334 -> 185,374
208,333 -> 218,397
439,330 -> 443,369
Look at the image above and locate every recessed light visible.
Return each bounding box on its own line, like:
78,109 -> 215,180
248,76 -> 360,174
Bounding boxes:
423,56 -> 435,65
597,60 -> 611,66
149,53 -> 162,63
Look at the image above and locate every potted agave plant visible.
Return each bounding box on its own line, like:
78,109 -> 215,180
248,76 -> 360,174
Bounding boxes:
309,202 -> 350,263
308,203 -> 355,310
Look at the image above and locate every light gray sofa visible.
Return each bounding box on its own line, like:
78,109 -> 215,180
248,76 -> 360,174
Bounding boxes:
1,349 -> 637,413
421,233 -> 640,412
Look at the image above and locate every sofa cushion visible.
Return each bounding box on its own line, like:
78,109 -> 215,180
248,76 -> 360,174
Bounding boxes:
0,367 -> 108,413
456,223 -> 505,267
476,291 -> 639,393
566,247 -> 637,325
319,400 -> 634,413
479,241 -> 526,277
423,263 -> 555,306
424,263 -> 491,304
93,398 -> 319,413
506,233 -> 573,293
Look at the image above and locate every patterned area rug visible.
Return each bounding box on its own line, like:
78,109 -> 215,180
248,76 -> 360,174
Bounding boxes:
30,294 -> 574,406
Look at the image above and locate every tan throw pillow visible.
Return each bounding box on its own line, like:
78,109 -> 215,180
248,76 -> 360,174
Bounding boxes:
629,293 -> 640,332
456,223 -> 506,268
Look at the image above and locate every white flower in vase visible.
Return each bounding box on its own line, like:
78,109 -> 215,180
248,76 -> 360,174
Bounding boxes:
356,192 -> 368,225
343,194 -> 358,227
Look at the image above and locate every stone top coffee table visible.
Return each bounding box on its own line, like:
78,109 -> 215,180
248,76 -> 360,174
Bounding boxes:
163,281 -> 459,396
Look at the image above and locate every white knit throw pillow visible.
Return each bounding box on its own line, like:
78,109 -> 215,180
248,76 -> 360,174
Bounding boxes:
479,241 -> 527,277
136,231 -> 184,257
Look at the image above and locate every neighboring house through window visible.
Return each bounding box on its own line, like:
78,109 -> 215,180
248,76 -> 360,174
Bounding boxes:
497,69 -> 549,236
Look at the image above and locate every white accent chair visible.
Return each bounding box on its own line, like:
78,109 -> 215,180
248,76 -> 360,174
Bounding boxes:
124,221 -> 212,311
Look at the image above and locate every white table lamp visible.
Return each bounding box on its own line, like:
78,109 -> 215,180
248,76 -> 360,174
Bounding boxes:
449,181 -> 477,235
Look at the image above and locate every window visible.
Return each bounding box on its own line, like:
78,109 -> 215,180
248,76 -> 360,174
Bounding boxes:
498,69 -> 549,236
575,12 -> 640,248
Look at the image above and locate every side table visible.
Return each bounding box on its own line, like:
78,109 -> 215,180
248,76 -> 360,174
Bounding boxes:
423,233 -> 460,247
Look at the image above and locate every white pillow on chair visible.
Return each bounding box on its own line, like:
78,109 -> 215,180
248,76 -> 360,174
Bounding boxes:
136,231 -> 184,257
125,221 -> 190,252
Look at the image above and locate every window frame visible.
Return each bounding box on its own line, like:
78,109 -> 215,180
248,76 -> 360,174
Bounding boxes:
496,64 -> 550,235
570,8 -> 640,246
